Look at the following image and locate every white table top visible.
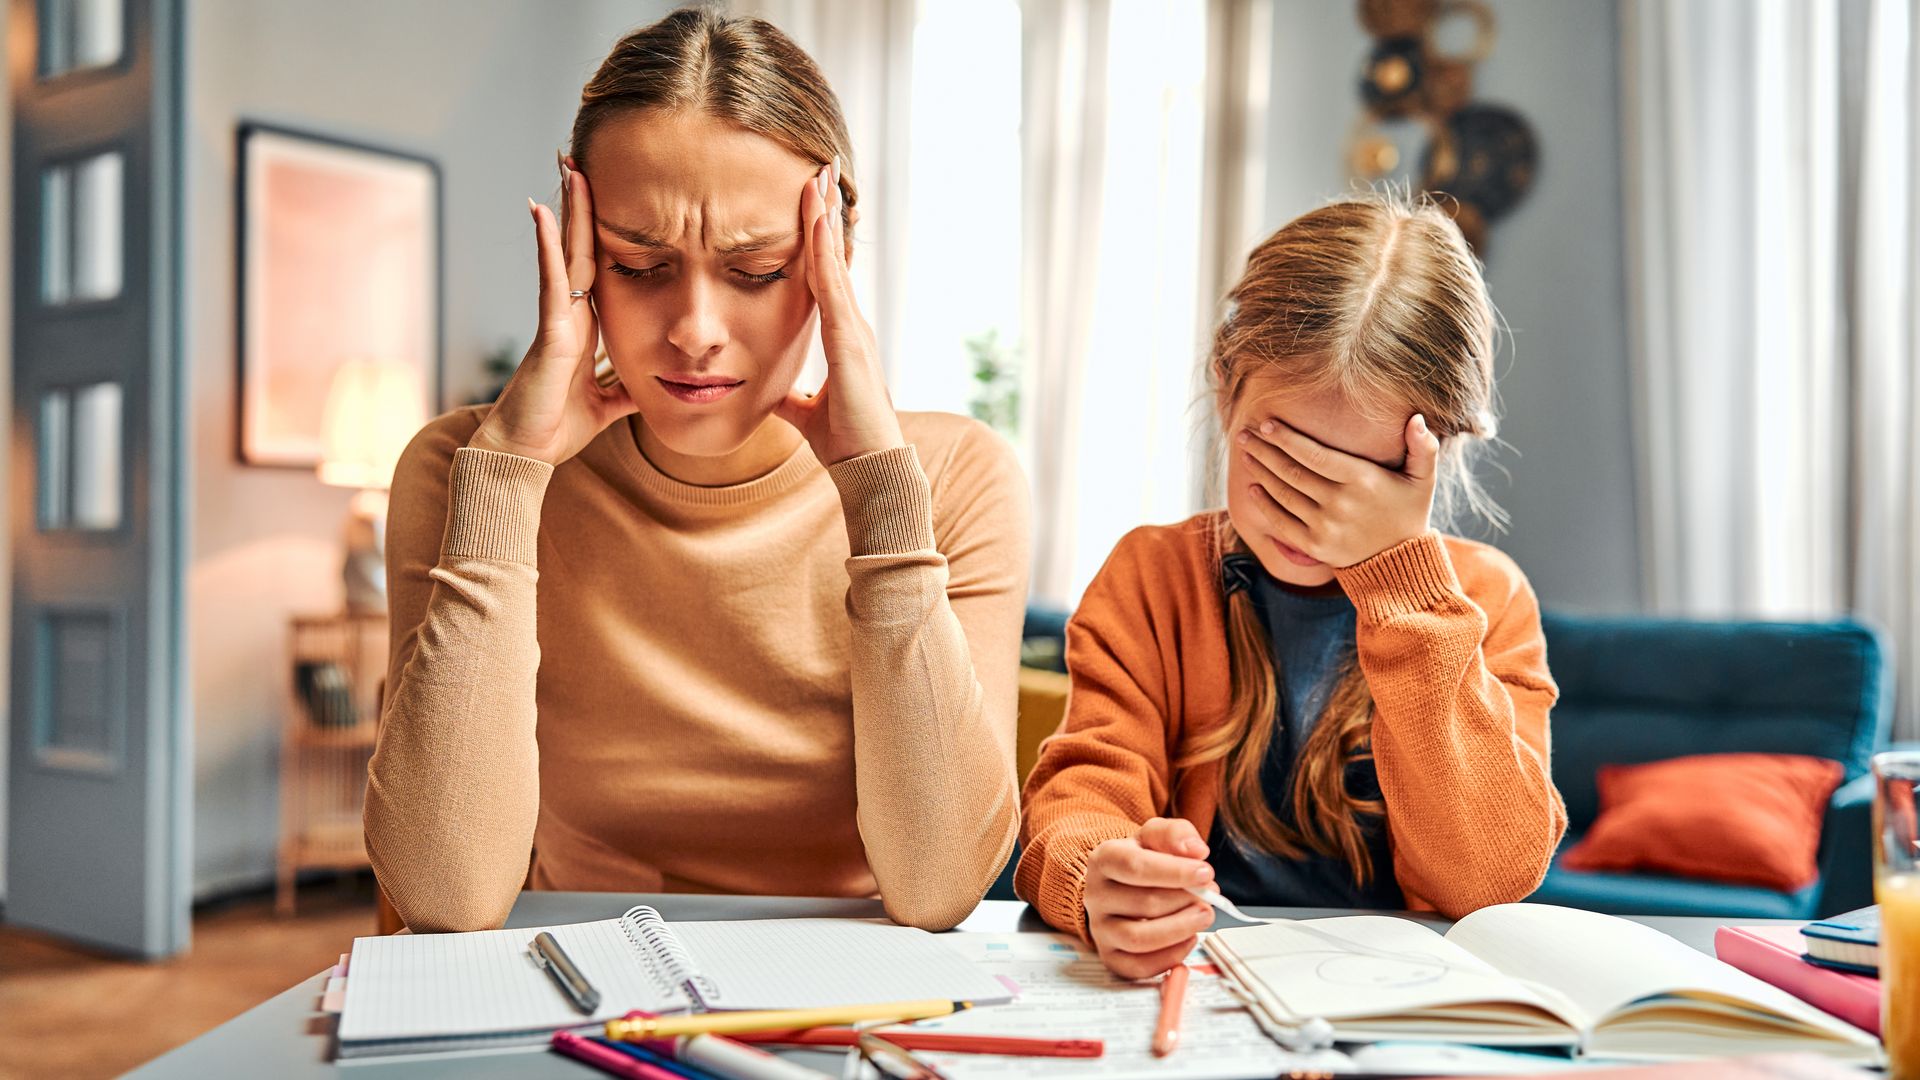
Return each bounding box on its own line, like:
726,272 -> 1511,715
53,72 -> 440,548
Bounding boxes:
123,892 -> 1780,1079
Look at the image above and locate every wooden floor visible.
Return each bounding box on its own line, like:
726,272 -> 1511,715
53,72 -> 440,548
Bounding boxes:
0,874 -> 377,1080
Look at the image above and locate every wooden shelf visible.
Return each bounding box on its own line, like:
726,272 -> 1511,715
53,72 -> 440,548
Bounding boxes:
277,612 -> 387,916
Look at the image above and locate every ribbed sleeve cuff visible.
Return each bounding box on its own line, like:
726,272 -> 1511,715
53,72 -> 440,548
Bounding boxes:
1335,531 -> 1464,623
442,447 -> 554,565
826,445 -> 937,557
1021,816 -> 1139,942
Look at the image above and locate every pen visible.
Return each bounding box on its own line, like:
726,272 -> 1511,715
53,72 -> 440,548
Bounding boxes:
606,1000 -> 971,1041
1152,963 -> 1189,1057
531,930 -> 602,1014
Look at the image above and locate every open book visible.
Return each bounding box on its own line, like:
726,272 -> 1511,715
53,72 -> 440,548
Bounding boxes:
335,907 -> 1012,1061
1206,903 -> 1882,1064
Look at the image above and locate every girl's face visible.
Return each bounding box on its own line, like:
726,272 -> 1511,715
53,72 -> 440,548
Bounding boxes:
1223,378 -> 1413,587
584,109 -> 825,457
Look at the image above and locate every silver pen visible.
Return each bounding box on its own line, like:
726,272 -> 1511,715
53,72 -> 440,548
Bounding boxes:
529,931 -> 601,1014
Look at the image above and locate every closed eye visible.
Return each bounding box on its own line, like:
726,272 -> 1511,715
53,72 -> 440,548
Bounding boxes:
607,261 -> 666,280
733,267 -> 789,286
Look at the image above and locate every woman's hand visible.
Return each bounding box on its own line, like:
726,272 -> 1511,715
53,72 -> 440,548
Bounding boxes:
468,162 -> 637,465
1084,818 -> 1217,979
1237,414 -> 1442,568
775,160 -> 906,465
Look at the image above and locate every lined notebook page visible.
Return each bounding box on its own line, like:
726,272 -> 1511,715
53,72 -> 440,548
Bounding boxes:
672,919 -> 1013,1009
338,919 -> 685,1042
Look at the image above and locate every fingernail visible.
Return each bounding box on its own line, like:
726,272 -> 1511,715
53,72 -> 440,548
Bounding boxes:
1415,413 -> 1429,434
1259,420 -> 1275,435
831,155 -> 842,188
818,164 -> 831,201
527,196 -> 538,212
1234,430 -> 1249,444
1191,865 -> 1212,884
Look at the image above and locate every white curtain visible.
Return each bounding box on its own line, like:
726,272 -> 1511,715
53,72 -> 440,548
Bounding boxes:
730,0 -> 917,389
1623,0 -> 1920,740
1021,0 -> 1270,604
1021,0 -> 1111,602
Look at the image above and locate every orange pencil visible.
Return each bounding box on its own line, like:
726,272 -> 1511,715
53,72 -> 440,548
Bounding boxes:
1152,964 -> 1189,1058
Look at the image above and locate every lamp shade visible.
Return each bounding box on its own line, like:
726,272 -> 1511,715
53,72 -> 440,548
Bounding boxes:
317,360 -> 428,490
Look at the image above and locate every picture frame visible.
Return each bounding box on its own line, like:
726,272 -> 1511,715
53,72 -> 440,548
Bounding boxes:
235,122 -> 442,468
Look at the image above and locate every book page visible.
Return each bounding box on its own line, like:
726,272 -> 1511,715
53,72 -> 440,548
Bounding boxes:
853,933 -> 1352,1080
1208,915 -> 1578,1030
337,918 -> 685,1042
1443,904 -> 1878,1055
669,918 -> 1013,1010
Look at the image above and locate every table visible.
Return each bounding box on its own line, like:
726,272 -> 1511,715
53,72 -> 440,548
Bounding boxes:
126,894 -> 1790,1079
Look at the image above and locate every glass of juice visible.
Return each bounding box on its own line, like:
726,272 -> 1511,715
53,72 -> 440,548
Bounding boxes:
1876,750 -> 1920,1078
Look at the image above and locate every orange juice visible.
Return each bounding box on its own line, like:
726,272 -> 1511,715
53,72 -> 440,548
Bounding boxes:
1883,872 -> 1920,1079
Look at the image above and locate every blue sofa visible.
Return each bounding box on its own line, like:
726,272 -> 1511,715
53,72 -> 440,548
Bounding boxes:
1527,613 -> 1891,920
996,607 -> 1892,918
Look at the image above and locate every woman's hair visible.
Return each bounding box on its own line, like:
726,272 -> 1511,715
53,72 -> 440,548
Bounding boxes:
569,7 -> 857,240
1180,192 -> 1501,883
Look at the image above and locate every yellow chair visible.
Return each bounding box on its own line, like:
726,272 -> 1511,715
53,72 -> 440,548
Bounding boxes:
1016,665 -> 1071,782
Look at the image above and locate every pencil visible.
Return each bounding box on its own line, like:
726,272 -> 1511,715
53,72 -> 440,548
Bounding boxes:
606,1000 -> 970,1041
552,1031 -> 683,1080
1152,964 -> 1190,1058
734,1028 -> 1104,1057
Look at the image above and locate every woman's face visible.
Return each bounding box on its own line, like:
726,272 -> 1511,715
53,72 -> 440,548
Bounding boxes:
1223,378 -> 1412,588
583,109 -> 825,457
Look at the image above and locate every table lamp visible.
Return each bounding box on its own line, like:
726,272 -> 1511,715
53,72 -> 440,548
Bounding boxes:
317,359 -> 427,614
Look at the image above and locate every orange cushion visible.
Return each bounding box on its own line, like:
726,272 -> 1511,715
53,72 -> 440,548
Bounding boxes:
1559,752 -> 1845,892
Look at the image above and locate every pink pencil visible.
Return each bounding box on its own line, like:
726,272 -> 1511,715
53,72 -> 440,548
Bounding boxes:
553,1030 -> 681,1080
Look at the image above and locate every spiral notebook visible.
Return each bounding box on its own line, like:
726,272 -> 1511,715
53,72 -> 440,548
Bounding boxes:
335,906 -> 1013,1061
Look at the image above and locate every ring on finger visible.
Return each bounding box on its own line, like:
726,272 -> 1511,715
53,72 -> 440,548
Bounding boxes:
568,289 -> 587,300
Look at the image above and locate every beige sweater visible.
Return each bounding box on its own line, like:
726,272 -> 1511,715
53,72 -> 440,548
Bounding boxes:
365,406 -> 1030,933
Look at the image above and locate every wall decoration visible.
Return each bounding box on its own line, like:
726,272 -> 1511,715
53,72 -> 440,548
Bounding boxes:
236,123 -> 441,467
1347,0 -> 1535,252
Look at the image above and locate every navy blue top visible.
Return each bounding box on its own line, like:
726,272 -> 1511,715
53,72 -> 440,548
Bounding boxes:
1206,553 -> 1403,908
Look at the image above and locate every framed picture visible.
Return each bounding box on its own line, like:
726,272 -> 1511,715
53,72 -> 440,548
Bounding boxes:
236,122 -> 441,467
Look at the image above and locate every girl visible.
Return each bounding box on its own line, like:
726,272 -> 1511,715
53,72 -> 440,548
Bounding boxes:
1016,195 -> 1566,978
366,9 -> 1028,934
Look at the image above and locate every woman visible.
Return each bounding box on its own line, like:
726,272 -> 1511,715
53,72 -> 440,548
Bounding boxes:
366,8 -> 1029,933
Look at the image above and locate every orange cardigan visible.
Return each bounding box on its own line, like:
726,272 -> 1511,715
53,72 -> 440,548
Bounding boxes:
1014,512 -> 1567,938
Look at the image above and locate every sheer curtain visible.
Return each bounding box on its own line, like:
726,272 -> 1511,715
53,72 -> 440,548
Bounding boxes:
1622,0 -> 1920,739
1022,0 -> 1268,604
731,0 -> 917,389
747,0 -> 1272,607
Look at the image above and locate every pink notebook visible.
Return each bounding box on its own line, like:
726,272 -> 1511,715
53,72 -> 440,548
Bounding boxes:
1714,924 -> 1880,1036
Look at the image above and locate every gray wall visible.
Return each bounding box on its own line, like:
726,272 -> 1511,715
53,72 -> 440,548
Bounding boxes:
1264,0 -> 1642,615
184,0 -> 671,896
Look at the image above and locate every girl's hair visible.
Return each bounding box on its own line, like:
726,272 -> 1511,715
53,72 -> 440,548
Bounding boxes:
569,7 -> 857,240
1180,192 -> 1501,883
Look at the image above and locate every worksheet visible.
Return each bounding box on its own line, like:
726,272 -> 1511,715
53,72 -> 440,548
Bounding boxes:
846,933 -> 1352,1080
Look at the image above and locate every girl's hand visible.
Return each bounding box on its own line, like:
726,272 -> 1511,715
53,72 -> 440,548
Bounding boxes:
468,162 -> 637,465
1237,414 -> 1442,568
774,160 -> 906,465
1084,817 -> 1217,979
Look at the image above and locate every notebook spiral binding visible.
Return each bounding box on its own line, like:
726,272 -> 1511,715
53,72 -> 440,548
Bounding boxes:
619,905 -> 724,1010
